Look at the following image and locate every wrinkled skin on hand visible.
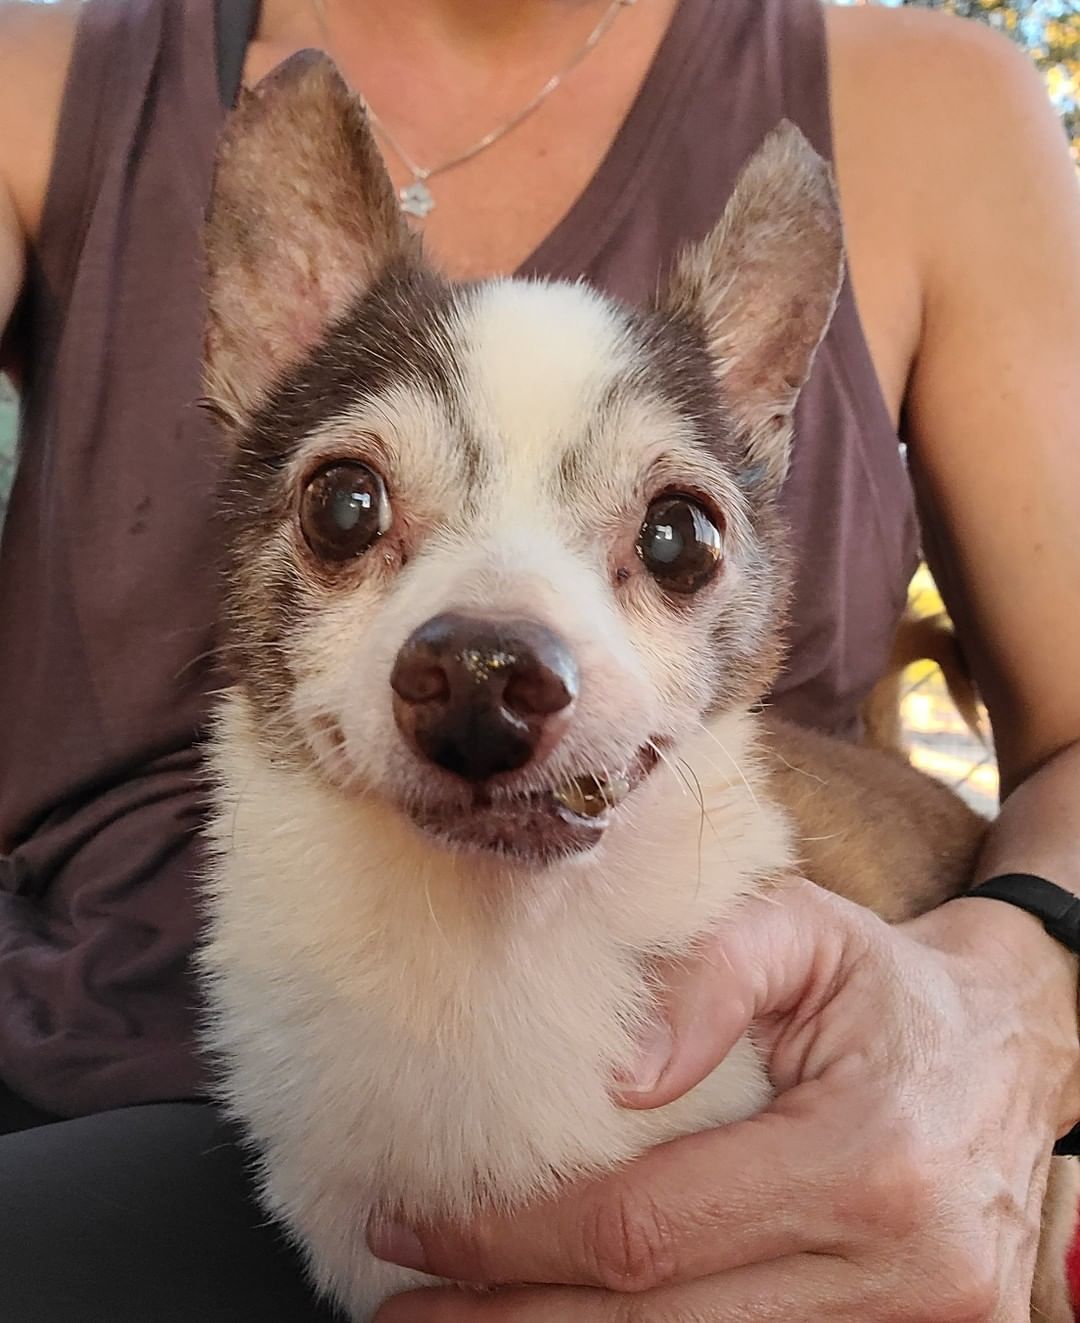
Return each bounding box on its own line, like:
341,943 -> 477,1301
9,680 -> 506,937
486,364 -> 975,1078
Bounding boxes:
370,882 -> 1080,1322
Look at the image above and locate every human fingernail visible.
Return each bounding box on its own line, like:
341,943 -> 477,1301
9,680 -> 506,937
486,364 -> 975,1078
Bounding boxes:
367,1222 -> 428,1271
623,1017 -> 674,1094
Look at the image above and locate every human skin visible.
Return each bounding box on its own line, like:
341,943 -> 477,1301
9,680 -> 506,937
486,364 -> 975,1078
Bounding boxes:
2,2 -> 1080,1317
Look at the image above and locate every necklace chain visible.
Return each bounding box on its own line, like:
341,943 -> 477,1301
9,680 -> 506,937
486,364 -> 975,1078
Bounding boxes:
310,0 -> 637,218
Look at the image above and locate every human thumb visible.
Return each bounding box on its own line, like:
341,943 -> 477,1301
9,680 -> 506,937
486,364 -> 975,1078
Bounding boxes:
616,878 -> 864,1110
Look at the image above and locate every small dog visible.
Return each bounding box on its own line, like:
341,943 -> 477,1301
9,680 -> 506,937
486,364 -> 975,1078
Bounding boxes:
198,53 -> 1075,1321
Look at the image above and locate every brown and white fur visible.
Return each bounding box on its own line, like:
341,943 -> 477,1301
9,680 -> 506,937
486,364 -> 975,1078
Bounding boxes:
197,53 -> 1076,1322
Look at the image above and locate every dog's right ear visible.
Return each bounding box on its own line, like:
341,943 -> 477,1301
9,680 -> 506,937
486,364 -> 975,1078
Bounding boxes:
203,51 -> 415,428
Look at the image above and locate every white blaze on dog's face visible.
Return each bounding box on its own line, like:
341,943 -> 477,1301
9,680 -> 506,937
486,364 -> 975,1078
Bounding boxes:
204,53 -> 843,865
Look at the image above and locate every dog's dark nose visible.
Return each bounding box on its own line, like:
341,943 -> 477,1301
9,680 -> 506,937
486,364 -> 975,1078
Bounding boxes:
391,613 -> 578,782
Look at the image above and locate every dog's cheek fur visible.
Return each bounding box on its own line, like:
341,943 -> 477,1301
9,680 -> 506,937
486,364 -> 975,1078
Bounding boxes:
218,462 -> 305,753
217,380 -> 473,774
708,504 -> 792,713
616,536 -> 787,736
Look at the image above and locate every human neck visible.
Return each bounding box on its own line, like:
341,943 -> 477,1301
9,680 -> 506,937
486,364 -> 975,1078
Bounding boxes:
344,0 -> 613,46
268,0 -> 622,67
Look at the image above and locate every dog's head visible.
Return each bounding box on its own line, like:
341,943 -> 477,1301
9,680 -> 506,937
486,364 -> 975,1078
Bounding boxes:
203,52 -> 843,865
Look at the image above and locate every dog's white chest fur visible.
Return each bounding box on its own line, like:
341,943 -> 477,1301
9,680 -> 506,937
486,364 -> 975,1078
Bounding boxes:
200,695 -> 795,1319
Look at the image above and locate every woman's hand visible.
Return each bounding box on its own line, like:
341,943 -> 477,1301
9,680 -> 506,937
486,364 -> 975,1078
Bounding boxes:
370,879 -> 1079,1321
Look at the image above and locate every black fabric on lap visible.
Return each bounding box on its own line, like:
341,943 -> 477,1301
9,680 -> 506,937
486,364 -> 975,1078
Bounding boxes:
0,1100 -> 343,1322
0,1082 -> 57,1135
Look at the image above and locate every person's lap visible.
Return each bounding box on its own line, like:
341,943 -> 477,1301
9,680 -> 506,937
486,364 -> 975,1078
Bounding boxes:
0,1086 -> 343,1322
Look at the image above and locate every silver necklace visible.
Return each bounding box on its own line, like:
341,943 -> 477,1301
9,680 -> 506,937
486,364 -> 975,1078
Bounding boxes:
311,0 -> 638,219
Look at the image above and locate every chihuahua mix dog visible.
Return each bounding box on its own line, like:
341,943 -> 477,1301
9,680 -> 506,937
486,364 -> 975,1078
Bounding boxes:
198,53 -> 1075,1322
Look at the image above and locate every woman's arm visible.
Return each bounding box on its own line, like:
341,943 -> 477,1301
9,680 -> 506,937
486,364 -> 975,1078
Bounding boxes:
897,14 -> 1080,798
837,0 -> 1080,1075
895,10 -> 1080,1075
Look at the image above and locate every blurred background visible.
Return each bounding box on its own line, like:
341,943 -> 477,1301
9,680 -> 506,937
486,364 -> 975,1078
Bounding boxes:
1,0 -> 1077,812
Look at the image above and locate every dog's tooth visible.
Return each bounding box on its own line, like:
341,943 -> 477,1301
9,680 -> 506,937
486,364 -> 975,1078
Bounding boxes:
554,771 -> 632,819
553,774 -> 608,820
603,775 -> 631,807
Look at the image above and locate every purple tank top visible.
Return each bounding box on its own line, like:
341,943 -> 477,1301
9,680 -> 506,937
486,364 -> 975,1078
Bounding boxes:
0,0 -> 918,1115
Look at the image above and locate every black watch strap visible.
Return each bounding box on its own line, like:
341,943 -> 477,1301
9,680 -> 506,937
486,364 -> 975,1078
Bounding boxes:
966,873 -> 1080,1156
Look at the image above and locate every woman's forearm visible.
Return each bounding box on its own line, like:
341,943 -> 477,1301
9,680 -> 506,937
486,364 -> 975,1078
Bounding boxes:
976,738 -> 1080,894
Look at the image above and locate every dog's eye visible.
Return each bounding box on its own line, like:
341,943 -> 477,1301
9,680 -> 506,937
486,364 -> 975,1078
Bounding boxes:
300,462 -> 391,562
637,496 -> 724,595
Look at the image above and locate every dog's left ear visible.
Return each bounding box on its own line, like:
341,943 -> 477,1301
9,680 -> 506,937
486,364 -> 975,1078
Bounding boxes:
204,50 -> 416,427
661,122 -> 844,494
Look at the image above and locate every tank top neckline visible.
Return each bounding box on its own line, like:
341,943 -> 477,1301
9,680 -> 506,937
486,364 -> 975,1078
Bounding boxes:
517,0 -> 721,281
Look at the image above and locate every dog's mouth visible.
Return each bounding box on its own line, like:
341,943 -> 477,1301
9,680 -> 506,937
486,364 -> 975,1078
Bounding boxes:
406,743 -> 662,863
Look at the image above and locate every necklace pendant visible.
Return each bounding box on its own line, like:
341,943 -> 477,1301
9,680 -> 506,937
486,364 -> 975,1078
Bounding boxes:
400,179 -> 435,219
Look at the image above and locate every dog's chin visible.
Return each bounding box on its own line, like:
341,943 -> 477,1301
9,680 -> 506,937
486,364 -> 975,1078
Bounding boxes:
408,796 -> 606,864
400,743 -> 663,866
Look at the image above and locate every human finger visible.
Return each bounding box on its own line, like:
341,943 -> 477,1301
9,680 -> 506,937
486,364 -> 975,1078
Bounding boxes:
368,1098 -> 858,1291
373,1254 -> 876,1323
616,879 -> 868,1109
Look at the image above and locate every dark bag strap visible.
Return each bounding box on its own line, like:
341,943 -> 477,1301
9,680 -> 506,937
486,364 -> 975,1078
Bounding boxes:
216,0 -> 262,108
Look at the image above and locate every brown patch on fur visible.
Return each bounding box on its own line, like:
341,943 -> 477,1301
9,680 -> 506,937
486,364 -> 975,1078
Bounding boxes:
586,307 -> 797,717
217,523 -> 306,754
240,261 -> 464,474
700,504 -> 791,717
217,268 -> 479,752
760,712 -> 986,919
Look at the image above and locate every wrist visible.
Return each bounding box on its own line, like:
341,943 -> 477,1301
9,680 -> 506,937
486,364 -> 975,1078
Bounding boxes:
941,891 -> 1077,971
914,895 -> 1080,1139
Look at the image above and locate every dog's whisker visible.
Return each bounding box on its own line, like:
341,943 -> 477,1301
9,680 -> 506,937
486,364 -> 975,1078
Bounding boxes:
650,741 -> 692,799
693,721 -> 761,809
674,757 -> 710,899
672,746 -> 757,823
766,745 -> 824,784
423,877 -> 454,954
